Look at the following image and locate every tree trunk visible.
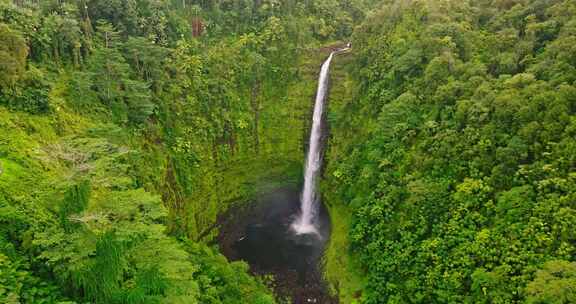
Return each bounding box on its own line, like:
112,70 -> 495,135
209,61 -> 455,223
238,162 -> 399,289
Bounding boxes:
251,81 -> 261,153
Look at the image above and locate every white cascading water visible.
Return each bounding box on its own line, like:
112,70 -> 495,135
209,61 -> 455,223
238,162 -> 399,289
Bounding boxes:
292,46 -> 349,235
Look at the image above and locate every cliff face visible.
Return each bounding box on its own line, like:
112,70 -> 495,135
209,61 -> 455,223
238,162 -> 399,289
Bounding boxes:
0,44 -> 356,303
320,47 -> 367,303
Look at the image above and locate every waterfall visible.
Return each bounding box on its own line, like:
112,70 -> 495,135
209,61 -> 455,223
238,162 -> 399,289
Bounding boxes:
292,46 -> 348,235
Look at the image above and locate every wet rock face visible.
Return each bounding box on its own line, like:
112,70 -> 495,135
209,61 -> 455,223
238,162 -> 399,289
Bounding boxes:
218,187 -> 337,304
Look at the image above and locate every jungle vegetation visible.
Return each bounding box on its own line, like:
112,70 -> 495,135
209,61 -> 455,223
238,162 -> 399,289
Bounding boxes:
1,0 -> 575,303
0,0 -> 368,303
323,0 -> 576,303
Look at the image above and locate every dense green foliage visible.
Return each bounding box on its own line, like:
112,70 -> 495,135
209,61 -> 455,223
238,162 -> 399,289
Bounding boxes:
4,0 -> 573,302
0,0 -> 371,303
324,0 -> 576,302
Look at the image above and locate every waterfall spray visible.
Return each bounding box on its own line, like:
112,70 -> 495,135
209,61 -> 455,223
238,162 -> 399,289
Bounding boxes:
292,46 -> 349,235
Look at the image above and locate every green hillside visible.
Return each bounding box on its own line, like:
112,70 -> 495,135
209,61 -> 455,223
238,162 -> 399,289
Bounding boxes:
1,0 -> 575,303
0,0 -> 367,303
323,0 -> 576,303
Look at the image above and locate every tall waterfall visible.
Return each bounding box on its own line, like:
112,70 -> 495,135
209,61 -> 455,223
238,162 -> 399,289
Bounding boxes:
292,46 -> 348,235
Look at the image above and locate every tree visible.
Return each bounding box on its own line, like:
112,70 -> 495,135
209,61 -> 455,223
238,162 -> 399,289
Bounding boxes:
0,23 -> 28,91
526,260 -> 576,304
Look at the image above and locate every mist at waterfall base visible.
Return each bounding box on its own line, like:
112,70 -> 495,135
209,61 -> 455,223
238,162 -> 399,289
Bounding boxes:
234,187 -> 331,282
218,187 -> 333,302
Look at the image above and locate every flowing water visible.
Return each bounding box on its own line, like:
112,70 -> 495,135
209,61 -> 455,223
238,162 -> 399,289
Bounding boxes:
292,47 -> 348,235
